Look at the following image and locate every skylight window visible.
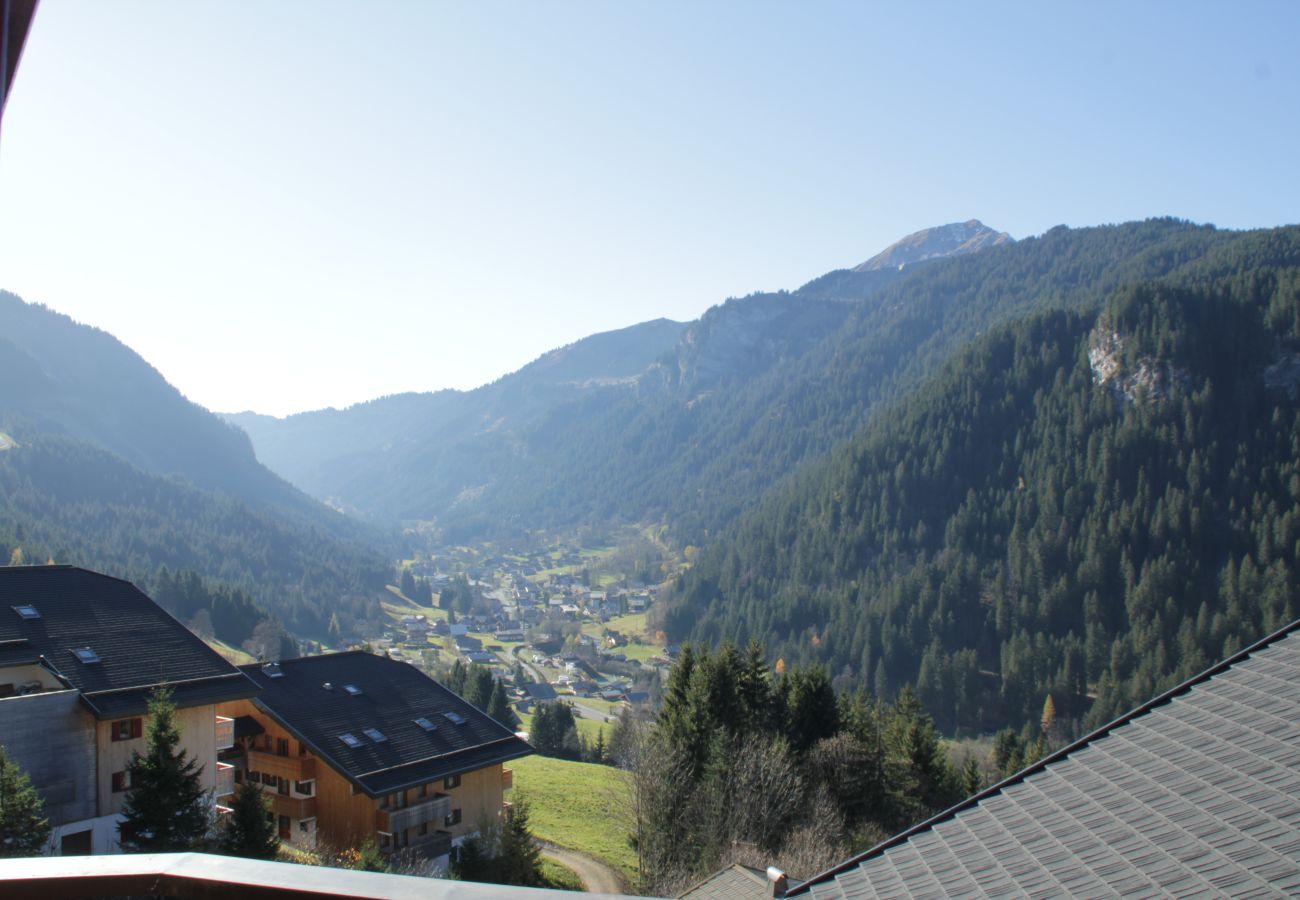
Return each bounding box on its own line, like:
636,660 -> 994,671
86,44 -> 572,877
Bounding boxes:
12,604 -> 40,620
262,662 -> 284,678
414,717 -> 438,733
72,647 -> 101,664
343,684 -> 362,696
443,711 -> 466,725
363,728 -> 388,743
338,733 -> 362,748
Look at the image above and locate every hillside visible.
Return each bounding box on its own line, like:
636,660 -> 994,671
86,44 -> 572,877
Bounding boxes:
668,225 -> 1300,734
0,292 -> 394,639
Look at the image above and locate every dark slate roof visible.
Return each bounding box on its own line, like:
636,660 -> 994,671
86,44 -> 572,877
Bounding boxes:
521,681 -> 558,701
240,651 -> 533,797
0,566 -> 259,718
794,618 -> 1300,898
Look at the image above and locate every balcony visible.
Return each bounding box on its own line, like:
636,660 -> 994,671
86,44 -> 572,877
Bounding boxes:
502,767 -> 513,790
376,793 -> 451,833
269,794 -> 317,820
396,830 -> 453,861
246,749 -> 314,781
215,762 -> 236,798
215,715 -> 235,750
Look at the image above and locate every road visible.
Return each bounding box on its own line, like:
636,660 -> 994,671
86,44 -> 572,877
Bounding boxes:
508,646 -> 615,723
539,843 -> 626,895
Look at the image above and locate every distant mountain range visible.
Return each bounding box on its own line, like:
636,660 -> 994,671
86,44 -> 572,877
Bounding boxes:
225,219 -> 1257,547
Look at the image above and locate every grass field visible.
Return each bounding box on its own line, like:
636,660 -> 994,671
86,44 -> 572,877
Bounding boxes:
515,709 -> 610,744
507,755 -> 637,886
207,638 -> 256,665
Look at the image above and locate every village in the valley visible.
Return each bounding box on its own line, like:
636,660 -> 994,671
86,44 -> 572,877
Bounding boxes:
364,534 -> 676,735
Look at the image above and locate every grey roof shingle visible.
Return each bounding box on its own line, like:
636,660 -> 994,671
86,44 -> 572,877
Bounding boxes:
240,651 -> 533,797
0,566 -> 258,717
794,619 -> 1300,899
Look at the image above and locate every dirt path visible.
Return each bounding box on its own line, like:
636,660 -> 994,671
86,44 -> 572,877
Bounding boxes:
539,843 -> 627,895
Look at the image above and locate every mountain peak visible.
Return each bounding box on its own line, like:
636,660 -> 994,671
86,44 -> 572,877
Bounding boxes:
854,219 -> 1014,272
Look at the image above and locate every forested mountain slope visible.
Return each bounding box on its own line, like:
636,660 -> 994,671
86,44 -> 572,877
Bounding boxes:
668,225 -> 1300,735
0,292 -> 393,639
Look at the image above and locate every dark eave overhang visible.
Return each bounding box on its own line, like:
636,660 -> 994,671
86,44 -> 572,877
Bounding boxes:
1,0 -> 38,120
80,670 -> 261,720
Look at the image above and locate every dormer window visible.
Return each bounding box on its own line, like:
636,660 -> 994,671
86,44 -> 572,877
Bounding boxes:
72,647 -> 101,664
12,604 -> 39,620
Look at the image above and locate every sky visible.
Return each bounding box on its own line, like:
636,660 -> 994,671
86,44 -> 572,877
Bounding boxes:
1,3 -> 1297,417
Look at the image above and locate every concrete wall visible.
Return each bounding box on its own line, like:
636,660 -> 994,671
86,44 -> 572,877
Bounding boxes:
0,689 -> 97,829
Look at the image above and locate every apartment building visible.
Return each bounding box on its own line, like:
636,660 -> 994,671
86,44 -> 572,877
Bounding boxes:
220,651 -> 532,869
0,566 -> 258,854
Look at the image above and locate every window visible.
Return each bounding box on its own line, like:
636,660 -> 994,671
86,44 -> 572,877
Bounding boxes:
294,780 -> 314,797
343,684 -> 362,696
363,727 -> 387,743
414,717 -> 437,732
112,718 -> 143,741
277,777 -> 289,796
418,822 -> 428,836
443,711 -> 466,725
444,808 -> 462,827
72,647 -> 100,664
417,784 -> 427,799
111,771 -> 130,793
12,604 -> 40,620
276,737 -> 289,757
339,733 -> 362,748
444,774 -> 461,790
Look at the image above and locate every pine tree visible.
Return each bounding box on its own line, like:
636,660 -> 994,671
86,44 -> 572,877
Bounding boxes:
118,686 -> 211,852
487,680 -> 517,729
498,796 -> 544,886
218,783 -> 279,859
0,745 -> 51,857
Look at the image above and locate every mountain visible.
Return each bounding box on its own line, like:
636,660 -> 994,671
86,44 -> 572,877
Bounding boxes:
668,224 -> 1300,734
224,221 -> 1019,534
852,219 -> 1013,272
0,292 -> 393,638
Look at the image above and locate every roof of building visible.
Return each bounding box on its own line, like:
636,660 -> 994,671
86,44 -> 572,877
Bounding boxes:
680,864 -> 802,900
240,651 -> 533,797
793,618 -> 1300,898
0,566 -> 259,718
521,681 -> 558,701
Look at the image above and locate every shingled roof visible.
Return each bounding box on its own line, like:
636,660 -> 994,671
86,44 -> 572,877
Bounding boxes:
0,566 -> 259,717
794,618 -> 1300,898
240,651 -> 533,797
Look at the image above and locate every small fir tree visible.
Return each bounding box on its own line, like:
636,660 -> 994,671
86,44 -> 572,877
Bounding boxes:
219,783 -> 279,859
487,680 -> 517,729
118,686 -> 211,852
0,745 -> 51,857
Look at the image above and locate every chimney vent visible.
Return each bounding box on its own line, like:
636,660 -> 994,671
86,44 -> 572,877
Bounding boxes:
767,868 -> 788,899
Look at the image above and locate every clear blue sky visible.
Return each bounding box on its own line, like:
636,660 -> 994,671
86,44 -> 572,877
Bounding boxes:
2,2 -> 1296,416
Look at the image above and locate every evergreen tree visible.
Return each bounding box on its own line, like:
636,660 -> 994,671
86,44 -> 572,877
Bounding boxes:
118,686 -> 210,852
218,783 -> 279,859
487,680 -> 517,729
0,745 -> 51,857
497,796 -> 544,886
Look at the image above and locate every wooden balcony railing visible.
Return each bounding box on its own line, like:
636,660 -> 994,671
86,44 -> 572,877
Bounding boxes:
246,749 -> 314,781
376,793 -> 452,833
269,793 -> 317,820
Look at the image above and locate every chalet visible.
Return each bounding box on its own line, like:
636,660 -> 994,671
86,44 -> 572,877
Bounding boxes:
464,650 -> 496,666
454,635 -> 483,652
495,628 -> 525,643
219,652 -> 531,869
519,682 -> 558,704
0,566 -> 258,855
